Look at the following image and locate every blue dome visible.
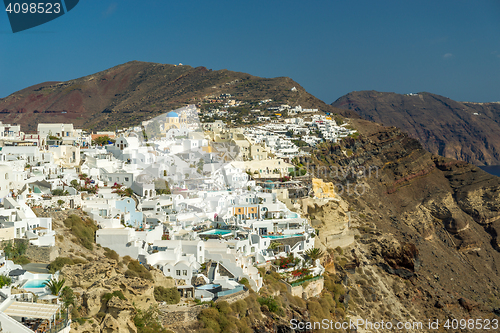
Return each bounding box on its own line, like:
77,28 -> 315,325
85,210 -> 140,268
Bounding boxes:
166,111 -> 179,118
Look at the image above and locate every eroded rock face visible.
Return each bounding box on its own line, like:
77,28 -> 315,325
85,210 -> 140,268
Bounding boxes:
62,258 -> 119,289
64,259 -> 159,333
150,269 -> 176,289
370,236 -> 419,278
423,192 -> 470,233
455,184 -> 500,225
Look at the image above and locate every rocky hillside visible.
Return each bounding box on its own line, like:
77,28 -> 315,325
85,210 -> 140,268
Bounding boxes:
295,118 -> 500,330
0,61 -> 345,132
332,91 -> 500,165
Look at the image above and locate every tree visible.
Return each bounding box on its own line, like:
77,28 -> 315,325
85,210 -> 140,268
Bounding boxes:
0,275 -> 12,288
52,189 -> 68,196
61,286 -> 75,308
57,199 -> 65,206
92,136 -> 115,146
268,242 -> 283,251
305,248 -> 324,264
3,241 -> 13,259
43,277 -> 66,296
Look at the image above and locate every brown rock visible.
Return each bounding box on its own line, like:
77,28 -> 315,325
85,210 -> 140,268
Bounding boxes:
458,297 -> 478,312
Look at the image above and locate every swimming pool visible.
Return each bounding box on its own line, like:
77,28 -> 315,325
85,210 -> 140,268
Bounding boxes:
197,284 -> 221,290
199,229 -> 231,236
22,279 -> 48,289
262,234 -> 303,239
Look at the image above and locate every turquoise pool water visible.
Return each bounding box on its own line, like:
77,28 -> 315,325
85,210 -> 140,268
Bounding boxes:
262,234 -> 303,239
199,229 -> 231,236
23,280 -> 48,288
197,284 -> 221,290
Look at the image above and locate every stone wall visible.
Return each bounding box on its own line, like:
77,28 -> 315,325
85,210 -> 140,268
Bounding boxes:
325,230 -> 355,248
217,289 -> 249,303
281,276 -> 324,299
159,290 -> 249,327
302,277 -> 324,299
11,238 -> 58,262
25,244 -> 59,262
159,304 -> 209,327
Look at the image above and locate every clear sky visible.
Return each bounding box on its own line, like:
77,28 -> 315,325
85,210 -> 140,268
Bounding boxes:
1,0 -> 499,103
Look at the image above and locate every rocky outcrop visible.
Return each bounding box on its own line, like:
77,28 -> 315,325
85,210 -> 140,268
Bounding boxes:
63,259 -> 162,333
423,192 -> 470,233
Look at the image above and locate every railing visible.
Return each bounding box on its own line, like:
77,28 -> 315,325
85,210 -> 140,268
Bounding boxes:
46,316 -> 70,333
216,285 -> 245,298
289,274 -> 323,287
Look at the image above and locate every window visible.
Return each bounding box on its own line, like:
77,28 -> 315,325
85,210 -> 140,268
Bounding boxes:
183,270 -> 187,276
125,177 -> 129,182
176,270 -> 181,276
167,269 -> 170,272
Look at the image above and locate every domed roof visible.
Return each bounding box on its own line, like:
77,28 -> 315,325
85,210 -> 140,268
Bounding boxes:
166,111 -> 179,118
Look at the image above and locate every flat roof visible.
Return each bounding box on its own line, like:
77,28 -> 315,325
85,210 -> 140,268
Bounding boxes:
3,301 -> 60,320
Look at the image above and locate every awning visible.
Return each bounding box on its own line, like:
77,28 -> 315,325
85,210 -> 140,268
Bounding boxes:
3,302 -> 60,320
8,269 -> 26,276
38,294 -> 59,300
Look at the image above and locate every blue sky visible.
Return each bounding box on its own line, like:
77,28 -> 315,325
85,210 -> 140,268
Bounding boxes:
1,0 -> 499,103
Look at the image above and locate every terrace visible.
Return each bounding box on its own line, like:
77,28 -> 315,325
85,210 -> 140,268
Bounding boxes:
0,298 -> 70,333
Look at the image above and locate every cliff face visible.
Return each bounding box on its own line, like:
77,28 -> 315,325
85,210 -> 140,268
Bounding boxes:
332,90 -> 500,165
300,119 -> 500,324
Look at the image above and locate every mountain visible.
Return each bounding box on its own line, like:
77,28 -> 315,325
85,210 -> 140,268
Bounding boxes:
331,90 -> 500,166
0,61 -> 344,132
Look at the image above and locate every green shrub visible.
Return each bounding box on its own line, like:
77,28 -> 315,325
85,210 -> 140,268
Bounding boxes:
0,275 -> 12,288
239,277 -> 250,289
63,215 -> 98,250
257,296 -> 282,315
72,258 -> 87,265
13,255 -> 30,265
133,306 -> 170,333
103,247 -> 120,262
122,255 -> 132,264
154,287 -> 180,304
307,299 -> 327,319
48,257 -> 75,274
125,260 -> 153,281
96,312 -> 106,322
3,240 -> 27,260
230,300 -> 247,318
51,189 -> 69,196
102,290 -> 126,302
198,307 -> 221,332
61,287 -> 75,308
